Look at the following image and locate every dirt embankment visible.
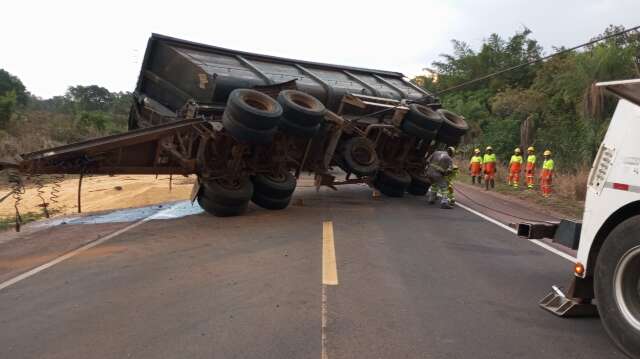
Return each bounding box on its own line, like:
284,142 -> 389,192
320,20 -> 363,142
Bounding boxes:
0,175 -> 195,220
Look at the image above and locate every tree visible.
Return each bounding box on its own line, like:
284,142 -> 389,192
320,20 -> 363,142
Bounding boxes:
65,85 -> 114,112
415,25 -> 638,171
0,69 -> 28,107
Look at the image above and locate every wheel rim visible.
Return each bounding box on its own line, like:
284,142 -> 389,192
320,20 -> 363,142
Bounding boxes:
216,178 -> 242,190
614,245 -> 640,331
287,91 -> 323,111
351,145 -> 375,166
266,172 -> 288,183
241,92 -> 276,112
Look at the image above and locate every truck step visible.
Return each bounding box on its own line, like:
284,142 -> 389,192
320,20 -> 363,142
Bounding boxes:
539,286 -> 598,317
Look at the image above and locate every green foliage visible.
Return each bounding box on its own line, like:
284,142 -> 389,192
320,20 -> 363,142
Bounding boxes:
0,75 -> 131,156
419,25 -> 640,172
0,90 -> 17,127
0,69 -> 28,106
66,85 -> 114,112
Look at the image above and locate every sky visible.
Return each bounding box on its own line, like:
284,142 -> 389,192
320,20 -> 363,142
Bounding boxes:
1,0 -> 639,99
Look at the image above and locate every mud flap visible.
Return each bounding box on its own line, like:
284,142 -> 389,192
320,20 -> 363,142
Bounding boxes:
190,179 -> 202,204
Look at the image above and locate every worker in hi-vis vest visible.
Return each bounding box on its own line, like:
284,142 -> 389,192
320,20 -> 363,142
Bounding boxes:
483,146 -> 497,190
540,150 -> 554,197
525,146 -> 536,189
508,148 -> 523,188
469,148 -> 483,185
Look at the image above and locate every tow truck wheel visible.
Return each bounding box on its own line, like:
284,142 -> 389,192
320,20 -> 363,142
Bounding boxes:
594,215 -> 640,358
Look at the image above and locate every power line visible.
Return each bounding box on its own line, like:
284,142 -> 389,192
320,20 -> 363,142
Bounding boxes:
434,24 -> 640,96
340,26 -> 640,121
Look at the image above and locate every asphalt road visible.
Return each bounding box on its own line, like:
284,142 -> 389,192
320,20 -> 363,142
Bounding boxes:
0,184 -> 626,358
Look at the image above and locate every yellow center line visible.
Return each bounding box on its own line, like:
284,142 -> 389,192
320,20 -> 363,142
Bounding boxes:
322,221 -> 338,285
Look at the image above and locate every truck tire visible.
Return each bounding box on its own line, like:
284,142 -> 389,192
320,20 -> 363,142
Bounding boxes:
401,117 -> 438,142
435,131 -> 463,147
339,137 -> 380,177
201,177 -> 253,207
405,104 -> 443,132
279,117 -> 320,139
277,90 -> 326,127
594,215 -> 640,358
251,192 -> 292,210
375,182 -> 406,197
223,113 -> 277,144
407,173 -> 431,196
436,109 -> 469,138
374,169 -> 411,197
226,89 -> 282,130
197,195 -> 249,217
252,171 -> 297,199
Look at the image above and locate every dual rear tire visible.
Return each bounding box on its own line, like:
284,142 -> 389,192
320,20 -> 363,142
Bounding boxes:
222,89 -> 282,144
277,90 -> 326,139
197,171 -> 297,216
374,169 -> 411,197
197,177 -> 253,217
222,89 -> 327,143
400,105 -> 469,147
251,170 -> 297,210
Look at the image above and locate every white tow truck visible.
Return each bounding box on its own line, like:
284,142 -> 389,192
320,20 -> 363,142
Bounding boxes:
518,79 -> 640,358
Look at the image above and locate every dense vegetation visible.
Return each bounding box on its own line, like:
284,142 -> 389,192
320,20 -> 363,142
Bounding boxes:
0,71 -> 130,157
415,25 -> 640,171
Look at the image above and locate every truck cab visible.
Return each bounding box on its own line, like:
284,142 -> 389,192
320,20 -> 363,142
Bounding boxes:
533,79 -> 640,358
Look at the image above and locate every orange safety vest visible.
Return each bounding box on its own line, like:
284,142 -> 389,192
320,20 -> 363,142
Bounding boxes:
483,153 -> 496,174
526,154 -> 536,172
469,155 -> 483,175
509,155 -> 523,172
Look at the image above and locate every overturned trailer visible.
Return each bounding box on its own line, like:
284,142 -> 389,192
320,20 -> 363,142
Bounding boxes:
1,34 -> 468,217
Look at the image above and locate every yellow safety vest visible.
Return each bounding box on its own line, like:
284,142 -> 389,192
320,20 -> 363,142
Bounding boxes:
527,155 -> 536,164
510,155 -> 523,164
470,155 -> 483,164
483,153 -> 496,163
543,159 -> 554,170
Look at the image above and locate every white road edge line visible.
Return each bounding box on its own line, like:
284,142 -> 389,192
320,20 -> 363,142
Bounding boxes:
457,202 -> 576,263
0,204 -> 179,292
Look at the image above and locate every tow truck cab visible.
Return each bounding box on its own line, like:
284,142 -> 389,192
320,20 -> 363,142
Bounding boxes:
578,79 -> 640,276
531,79 -> 640,358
